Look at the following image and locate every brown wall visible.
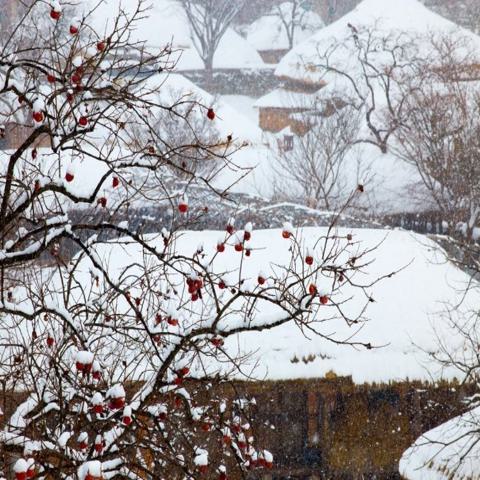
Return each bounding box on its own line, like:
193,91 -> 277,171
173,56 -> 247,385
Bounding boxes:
259,107 -> 310,135
258,49 -> 290,65
1,378 -> 473,480
0,123 -> 50,151
239,377 -> 474,479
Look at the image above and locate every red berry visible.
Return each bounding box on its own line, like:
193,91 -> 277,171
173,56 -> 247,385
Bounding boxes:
50,9 -> 61,20
305,256 -> 314,265
191,293 -> 199,302
282,230 -> 291,239
226,224 -> 234,234
46,336 -> 54,347
217,243 -> 225,253
47,74 -> 55,83
78,116 -> 88,127
71,73 -> 82,85
33,111 -> 44,123
258,276 -> 265,285
207,108 -> 215,120
122,416 -> 132,426
110,397 -> 125,410
234,243 -> 243,252
309,284 -> 317,296
320,295 -> 329,305
178,202 -> 188,213
201,422 -> 210,432
112,176 -> 119,188
65,172 -> 74,182
211,337 -> 224,348
70,25 -> 79,35
167,317 -> 178,327
94,442 -> 103,453
218,280 -> 226,289
97,41 -> 106,51
93,404 -> 103,414
31,148 -> 37,159
158,411 -> 167,421
97,197 -> 107,208
244,231 -> 251,241
245,249 -> 251,257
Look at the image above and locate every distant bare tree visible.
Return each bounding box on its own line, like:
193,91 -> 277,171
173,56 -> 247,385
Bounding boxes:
273,102 -> 368,210
181,0 -> 246,79
273,0 -> 321,50
394,82 -> 480,242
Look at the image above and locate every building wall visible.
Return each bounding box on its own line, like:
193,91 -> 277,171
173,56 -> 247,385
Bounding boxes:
258,49 -> 290,65
0,123 -> 50,151
1,378 -> 473,480
240,377 -> 474,479
259,107 -> 310,135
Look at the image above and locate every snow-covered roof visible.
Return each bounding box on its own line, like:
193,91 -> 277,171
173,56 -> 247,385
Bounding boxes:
275,0 -> 480,84
88,0 -> 265,70
70,227 -> 478,384
400,406 -> 480,480
145,73 -> 262,142
246,2 -> 324,52
253,88 -> 321,109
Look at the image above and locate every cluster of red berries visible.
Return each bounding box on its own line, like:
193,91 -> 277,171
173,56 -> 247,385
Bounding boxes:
187,275 -> 203,302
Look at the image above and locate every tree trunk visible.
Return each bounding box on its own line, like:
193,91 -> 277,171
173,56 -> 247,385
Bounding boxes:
204,53 -> 214,91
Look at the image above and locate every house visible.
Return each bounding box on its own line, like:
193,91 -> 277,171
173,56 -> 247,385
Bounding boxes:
89,0 -> 265,73
261,0 -> 480,133
245,2 -> 324,65
253,87 -> 322,135
1,226 -> 479,478
274,0 -> 480,87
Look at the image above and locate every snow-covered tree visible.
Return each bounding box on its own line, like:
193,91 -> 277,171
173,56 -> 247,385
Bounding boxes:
180,0 -> 246,79
273,1 -> 324,50
394,79 -> 480,242
0,1 -> 385,479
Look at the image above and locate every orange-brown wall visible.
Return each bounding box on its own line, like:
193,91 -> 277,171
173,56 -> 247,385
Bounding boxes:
259,107 -> 310,135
